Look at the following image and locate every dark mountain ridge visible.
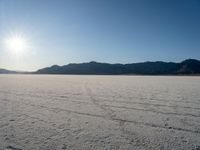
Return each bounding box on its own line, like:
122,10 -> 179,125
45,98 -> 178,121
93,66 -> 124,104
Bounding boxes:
36,59 -> 200,75
0,68 -> 16,74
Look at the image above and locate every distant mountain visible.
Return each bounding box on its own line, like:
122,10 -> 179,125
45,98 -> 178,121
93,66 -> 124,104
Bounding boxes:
0,68 -> 16,74
35,59 -> 200,75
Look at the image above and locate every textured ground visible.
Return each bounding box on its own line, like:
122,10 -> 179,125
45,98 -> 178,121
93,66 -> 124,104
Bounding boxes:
0,75 -> 200,150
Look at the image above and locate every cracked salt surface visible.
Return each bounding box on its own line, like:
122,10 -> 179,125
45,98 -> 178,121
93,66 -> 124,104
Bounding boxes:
0,75 -> 200,149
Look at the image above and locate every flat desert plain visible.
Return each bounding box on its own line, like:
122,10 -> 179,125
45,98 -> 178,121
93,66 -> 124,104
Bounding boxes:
0,75 -> 200,150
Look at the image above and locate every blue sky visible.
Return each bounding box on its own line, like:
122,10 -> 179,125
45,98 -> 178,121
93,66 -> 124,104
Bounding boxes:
0,0 -> 200,71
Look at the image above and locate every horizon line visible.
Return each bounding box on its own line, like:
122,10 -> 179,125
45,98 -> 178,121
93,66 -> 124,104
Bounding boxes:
1,58 -> 199,72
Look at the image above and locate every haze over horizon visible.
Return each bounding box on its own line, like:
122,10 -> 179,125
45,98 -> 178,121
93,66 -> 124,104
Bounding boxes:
0,0 -> 200,71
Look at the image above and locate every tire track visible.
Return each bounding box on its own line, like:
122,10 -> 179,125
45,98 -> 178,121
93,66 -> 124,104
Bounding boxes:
2,89 -> 200,111
3,96 -> 200,135
84,82 -> 116,120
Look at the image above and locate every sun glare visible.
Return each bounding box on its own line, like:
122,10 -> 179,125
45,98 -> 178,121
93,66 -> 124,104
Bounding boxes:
5,35 -> 28,53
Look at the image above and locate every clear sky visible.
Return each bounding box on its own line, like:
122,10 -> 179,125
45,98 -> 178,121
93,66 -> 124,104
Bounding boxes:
0,0 -> 200,71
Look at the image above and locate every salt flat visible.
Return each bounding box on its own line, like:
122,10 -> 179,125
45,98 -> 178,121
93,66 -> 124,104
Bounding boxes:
0,75 -> 200,150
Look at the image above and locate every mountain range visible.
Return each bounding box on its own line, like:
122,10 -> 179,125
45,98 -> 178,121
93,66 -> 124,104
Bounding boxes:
36,59 -> 200,75
0,68 -> 16,74
1,59 -> 200,75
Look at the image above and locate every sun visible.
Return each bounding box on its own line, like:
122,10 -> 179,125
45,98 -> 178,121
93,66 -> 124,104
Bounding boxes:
5,35 -> 28,53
